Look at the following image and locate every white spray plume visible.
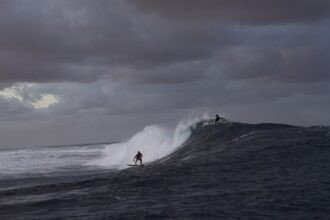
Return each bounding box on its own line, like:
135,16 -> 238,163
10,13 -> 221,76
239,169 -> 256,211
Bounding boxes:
88,113 -> 210,169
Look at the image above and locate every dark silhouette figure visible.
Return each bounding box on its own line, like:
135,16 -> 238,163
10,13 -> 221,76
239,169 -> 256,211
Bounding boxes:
215,114 -> 224,123
133,151 -> 143,165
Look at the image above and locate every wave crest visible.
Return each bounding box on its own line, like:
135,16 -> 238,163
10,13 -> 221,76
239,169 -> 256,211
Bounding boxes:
88,113 -> 210,169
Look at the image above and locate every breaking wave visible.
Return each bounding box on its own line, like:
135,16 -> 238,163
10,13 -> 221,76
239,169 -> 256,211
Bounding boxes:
88,113 -> 210,168
2,119 -> 330,219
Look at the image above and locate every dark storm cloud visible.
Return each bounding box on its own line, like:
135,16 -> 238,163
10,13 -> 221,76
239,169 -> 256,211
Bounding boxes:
0,0 -> 330,148
216,40 -> 330,82
0,0 -> 131,83
202,22 -> 330,83
0,0 -> 226,85
1,0 -> 329,86
130,0 -> 330,24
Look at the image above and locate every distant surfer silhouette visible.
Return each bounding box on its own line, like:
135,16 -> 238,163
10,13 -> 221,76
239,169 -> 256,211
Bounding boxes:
133,151 -> 143,165
215,114 -> 224,123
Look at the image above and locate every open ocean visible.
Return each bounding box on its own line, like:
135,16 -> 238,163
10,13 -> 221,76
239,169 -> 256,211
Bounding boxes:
1,120 -> 330,219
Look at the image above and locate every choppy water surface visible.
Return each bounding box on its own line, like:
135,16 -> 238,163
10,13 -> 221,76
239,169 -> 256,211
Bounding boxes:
1,121 -> 330,219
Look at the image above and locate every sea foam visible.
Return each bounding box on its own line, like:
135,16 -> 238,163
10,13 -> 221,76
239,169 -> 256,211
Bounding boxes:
88,113 -> 210,169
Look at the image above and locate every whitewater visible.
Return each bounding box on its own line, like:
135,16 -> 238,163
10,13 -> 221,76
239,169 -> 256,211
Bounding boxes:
1,118 -> 330,219
0,115 -> 207,184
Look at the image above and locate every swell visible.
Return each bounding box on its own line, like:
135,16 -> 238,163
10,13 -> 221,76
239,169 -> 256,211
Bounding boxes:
0,122 -> 304,194
2,121 -> 330,219
2,121 -> 329,197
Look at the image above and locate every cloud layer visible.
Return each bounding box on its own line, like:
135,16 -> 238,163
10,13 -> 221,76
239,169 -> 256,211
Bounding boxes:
0,0 -> 329,147
131,0 -> 330,24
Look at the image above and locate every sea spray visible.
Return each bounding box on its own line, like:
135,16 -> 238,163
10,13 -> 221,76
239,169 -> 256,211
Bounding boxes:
88,113 -> 210,169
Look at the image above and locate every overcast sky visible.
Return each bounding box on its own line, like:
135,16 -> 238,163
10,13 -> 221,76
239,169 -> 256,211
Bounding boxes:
0,0 -> 330,148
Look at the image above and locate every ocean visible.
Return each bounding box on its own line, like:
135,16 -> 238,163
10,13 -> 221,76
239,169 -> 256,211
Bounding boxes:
1,120 -> 330,219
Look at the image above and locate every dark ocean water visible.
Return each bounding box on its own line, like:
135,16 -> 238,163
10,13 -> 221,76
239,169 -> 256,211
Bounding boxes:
1,121 -> 330,219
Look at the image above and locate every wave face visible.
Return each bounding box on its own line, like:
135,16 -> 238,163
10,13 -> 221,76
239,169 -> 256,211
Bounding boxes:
1,121 -> 330,219
88,114 -> 209,168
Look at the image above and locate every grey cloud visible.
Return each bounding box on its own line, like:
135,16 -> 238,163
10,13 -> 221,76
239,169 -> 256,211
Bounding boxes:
0,0 -> 132,83
217,41 -> 330,83
1,0 -> 330,88
111,60 -> 208,84
0,0 -> 235,85
12,77 -> 330,119
130,0 -> 330,24
1,76 -> 329,147
204,22 -> 330,83
0,97 -> 34,119
0,0 -> 330,148
2,0 -> 328,87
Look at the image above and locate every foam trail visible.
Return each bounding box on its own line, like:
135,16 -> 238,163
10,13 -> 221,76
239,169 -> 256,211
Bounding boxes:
88,113 -> 210,169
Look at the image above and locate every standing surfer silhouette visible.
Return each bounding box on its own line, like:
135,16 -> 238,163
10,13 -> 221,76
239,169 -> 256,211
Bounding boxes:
133,151 -> 143,165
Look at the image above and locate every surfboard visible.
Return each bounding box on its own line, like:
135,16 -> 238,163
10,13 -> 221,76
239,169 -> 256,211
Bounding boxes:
127,164 -> 144,167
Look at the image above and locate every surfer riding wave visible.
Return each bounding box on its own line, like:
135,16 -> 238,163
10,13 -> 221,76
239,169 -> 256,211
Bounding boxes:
133,151 -> 143,165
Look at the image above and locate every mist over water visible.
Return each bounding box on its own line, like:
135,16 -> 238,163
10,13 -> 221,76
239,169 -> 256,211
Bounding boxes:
88,114 -> 210,169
